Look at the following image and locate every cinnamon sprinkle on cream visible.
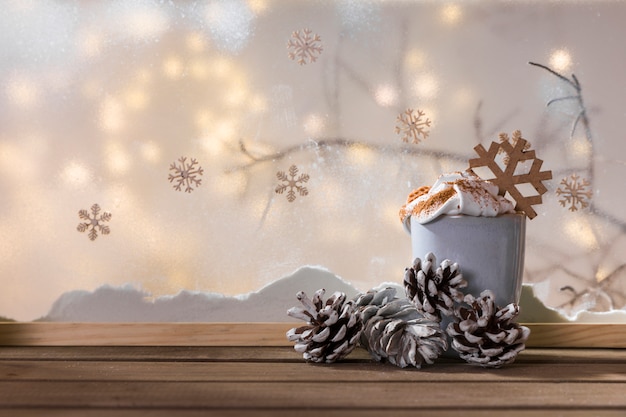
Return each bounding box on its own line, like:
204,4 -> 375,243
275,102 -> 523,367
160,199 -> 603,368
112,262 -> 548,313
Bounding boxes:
411,187 -> 457,217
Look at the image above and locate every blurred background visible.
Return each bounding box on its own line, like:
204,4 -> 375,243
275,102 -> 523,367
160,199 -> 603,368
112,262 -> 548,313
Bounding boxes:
0,0 -> 624,321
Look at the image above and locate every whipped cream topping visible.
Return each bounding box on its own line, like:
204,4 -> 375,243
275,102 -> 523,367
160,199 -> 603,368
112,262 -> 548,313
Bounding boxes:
400,171 -> 515,226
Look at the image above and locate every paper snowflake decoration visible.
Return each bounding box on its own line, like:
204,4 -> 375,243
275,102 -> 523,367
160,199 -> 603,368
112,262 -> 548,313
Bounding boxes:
468,130 -> 553,219
498,132 -> 530,165
276,165 -> 309,202
395,108 -> 431,144
287,28 -> 323,65
556,174 -> 592,212
77,204 -> 111,241
168,156 -> 204,193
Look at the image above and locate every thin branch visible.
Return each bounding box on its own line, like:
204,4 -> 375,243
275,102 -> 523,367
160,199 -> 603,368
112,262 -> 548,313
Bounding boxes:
528,61 -> 579,91
226,138 -> 470,173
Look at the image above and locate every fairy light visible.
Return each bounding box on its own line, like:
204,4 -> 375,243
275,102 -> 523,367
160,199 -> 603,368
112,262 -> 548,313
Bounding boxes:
123,88 -> 148,111
570,138 -> 591,157
404,49 -> 427,70
249,94 -> 267,113
303,113 -> 326,136
247,0 -> 268,14
186,32 -> 207,53
347,144 -> 375,168
374,84 -> 398,107
549,48 -> 572,72
199,135 -> 226,156
6,75 -> 39,108
121,5 -> 169,41
140,141 -> 162,164
105,141 -> 131,175
99,96 -> 125,132
564,215 -> 598,251
163,56 -> 184,79
440,4 -> 462,26
79,30 -> 104,57
413,73 -> 439,100
60,160 -> 93,187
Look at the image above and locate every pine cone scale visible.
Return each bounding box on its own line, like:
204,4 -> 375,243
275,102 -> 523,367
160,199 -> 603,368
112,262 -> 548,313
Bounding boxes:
446,290 -> 530,368
286,289 -> 363,363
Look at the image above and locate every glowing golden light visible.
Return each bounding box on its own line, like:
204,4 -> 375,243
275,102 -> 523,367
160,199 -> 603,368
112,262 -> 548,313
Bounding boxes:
189,59 -> 210,80
80,30 -> 104,57
405,49 -> 427,70
6,75 -> 39,108
123,8 -> 169,40
105,141 -> 131,175
99,96 -> 125,132
225,85 -> 248,107
564,215 -> 598,251
347,144 -> 375,168
374,84 -> 398,107
303,113 -> 326,136
140,141 -> 161,163
440,4 -> 462,25
200,135 -> 226,156
195,109 -> 214,129
163,56 -> 184,79
211,58 -> 233,77
61,161 -> 92,187
247,0 -> 268,14
382,202 -> 402,228
250,94 -> 267,113
595,265 -> 611,283
123,88 -> 148,110
569,137 -> 592,160
186,32 -> 207,53
549,48 -> 572,72
214,120 -> 236,141
413,73 -> 439,100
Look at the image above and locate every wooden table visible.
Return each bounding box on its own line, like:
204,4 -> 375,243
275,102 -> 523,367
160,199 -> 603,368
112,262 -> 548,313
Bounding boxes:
0,345 -> 624,416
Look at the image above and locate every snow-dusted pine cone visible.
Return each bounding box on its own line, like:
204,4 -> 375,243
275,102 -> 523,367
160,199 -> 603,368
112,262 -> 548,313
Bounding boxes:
355,288 -> 447,368
446,290 -> 530,368
353,286 -> 398,335
404,253 -> 467,322
286,289 -> 363,363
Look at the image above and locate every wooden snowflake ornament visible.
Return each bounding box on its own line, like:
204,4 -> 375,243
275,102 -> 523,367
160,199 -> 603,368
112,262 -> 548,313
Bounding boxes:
468,130 -> 552,219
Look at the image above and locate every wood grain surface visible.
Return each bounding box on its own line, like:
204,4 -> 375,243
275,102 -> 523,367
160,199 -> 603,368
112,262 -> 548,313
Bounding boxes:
0,346 -> 624,416
0,322 -> 625,347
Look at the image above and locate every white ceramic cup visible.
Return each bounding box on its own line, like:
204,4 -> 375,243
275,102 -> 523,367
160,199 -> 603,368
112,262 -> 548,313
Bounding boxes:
404,213 -> 526,309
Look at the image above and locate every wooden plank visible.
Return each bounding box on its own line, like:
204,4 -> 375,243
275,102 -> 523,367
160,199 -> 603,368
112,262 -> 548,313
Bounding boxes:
0,346 -> 625,363
0,323 -> 625,347
1,410 -> 625,417
0,323 -> 294,346
0,381 -> 623,408
525,323 -> 626,348
1,360 -> 625,383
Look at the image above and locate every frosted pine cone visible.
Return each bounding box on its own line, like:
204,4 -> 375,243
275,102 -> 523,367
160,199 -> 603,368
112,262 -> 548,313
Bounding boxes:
355,288 -> 447,368
446,290 -> 530,368
404,253 -> 467,322
286,289 -> 362,363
